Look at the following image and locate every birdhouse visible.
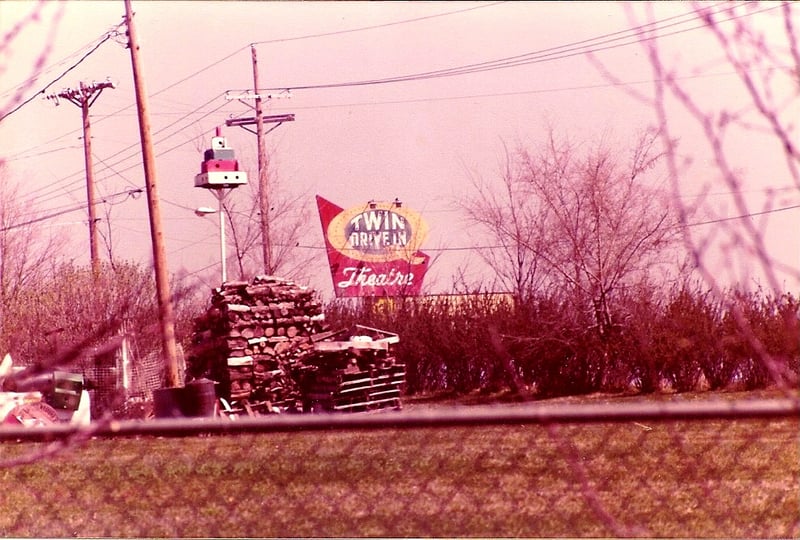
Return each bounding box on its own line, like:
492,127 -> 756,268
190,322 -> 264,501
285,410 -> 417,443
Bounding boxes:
194,136 -> 248,189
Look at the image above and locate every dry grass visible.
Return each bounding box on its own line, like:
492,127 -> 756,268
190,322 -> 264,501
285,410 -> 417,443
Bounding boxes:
0,392 -> 797,537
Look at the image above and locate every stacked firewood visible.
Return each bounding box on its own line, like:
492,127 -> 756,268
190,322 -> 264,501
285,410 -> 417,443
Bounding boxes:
187,275 -> 326,410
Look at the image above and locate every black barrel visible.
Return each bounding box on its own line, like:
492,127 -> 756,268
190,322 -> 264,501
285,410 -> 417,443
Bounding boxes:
153,387 -> 187,418
183,379 -> 218,417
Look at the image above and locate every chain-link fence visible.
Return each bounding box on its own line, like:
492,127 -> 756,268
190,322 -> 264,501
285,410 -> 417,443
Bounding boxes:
1,393 -> 797,538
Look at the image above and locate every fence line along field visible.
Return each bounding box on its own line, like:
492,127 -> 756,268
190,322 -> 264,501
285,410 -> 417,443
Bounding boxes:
1,392 -> 797,538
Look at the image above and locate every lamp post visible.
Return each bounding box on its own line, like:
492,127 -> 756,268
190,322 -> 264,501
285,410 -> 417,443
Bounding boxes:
194,129 -> 248,285
195,200 -> 228,283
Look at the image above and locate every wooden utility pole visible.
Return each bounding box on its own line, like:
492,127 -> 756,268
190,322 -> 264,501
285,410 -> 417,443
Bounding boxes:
45,80 -> 114,276
251,44 -> 272,275
222,45 -> 294,276
124,0 -> 180,387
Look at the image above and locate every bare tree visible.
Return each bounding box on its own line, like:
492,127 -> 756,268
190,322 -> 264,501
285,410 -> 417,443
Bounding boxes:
605,1 -> 800,388
463,127 -> 681,336
221,161 -> 317,283
594,2 -> 799,292
0,172 -> 64,305
461,141 -> 549,302
0,171 -> 66,351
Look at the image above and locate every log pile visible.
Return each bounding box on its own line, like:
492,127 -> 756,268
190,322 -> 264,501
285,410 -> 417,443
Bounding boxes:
187,276 -> 405,414
187,275 -> 326,412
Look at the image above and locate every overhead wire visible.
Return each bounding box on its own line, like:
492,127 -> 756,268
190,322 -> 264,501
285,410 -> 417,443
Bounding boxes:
686,203 -> 800,227
3,144 -> 83,162
0,187 -> 143,232
273,65 -> 782,112
0,0 -> 660,168
5,1 -> 792,249
119,3 -> 517,281
9,2 -> 705,208
4,1 -> 719,186
0,26 -> 110,97
0,0 -> 66,121
250,1 -> 508,46
255,2 -> 779,91
1,22 -> 122,122
12,92 -> 231,215
284,200 -> 800,256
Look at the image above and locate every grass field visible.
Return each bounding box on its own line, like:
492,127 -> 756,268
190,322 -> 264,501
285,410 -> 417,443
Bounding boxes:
0,393 -> 798,537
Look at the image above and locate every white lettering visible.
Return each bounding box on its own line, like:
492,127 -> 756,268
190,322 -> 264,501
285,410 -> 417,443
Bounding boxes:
391,213 -> 405,230
349,214 -> 364,231
363,211 -> 384,231
337,266 -> 415,290
347,229 -> 410,250
347,211 -> 409,245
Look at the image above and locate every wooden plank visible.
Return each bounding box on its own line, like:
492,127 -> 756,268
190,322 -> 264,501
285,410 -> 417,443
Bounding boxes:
369,389 -> 400,399
339,377 -> 374,387
333,397 -> 400,410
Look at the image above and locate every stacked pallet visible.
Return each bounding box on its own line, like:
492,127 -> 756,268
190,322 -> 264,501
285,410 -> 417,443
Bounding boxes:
299,328 -> 405,412
187,275 -> 326,411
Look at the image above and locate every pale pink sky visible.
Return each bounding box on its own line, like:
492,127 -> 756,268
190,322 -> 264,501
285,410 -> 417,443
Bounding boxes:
1,1 -> 797,297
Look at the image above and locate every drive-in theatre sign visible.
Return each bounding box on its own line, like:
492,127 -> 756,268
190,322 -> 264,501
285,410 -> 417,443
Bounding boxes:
316,195 -> 430,297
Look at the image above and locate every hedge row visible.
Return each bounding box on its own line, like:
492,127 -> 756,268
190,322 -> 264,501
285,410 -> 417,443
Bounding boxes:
324,288 -> 799,398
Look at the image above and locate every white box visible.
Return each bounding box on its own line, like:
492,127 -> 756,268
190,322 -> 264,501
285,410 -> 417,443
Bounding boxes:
194,170 -> 248,189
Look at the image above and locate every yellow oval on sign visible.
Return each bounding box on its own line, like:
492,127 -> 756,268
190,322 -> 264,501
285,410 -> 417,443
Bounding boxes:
327,201 -> 429,263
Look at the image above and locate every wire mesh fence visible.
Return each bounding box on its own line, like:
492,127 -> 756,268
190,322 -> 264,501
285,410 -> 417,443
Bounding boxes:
1,394 -> 798,538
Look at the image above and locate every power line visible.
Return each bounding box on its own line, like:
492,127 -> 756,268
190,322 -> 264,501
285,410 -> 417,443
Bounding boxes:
2,144 -> 83,162
13,192 -> 788,269
90,150 -> 138,191
250,2 -> 508,46
13,93 -> 231,214
237,201 -> 800,255
0,8 -> 113,96
1,1 -> 711,164
14,99 -> 227,218
268,65 -> 780,112
0,1 -> 66,121
5,2 -> 787,216
99,3 -> 749,175
0,187 -> 142,232
0,24 -> 122,122
0,4 -> 714,152
84,97 -> 233,206
54,2 -> 509,129
256,2 -> 769,91
687,203 -> 800,227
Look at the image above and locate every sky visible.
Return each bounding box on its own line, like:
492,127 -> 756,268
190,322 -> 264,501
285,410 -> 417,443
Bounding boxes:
1,1 -> 798,299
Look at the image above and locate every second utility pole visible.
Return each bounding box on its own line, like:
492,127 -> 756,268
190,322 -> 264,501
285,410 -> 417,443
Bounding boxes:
46,80 -> 115,276
251,44 -> 272,275
225,47 -> 294,275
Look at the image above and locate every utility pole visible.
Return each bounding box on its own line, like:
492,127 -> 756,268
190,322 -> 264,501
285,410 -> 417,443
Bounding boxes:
251,44 -> 271,275
45,80 -> 115,276
223,45 -> 294,276
124,0 -> 180,388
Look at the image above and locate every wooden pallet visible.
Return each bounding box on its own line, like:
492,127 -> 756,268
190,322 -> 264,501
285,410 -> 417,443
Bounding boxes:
305,364 -> 405,412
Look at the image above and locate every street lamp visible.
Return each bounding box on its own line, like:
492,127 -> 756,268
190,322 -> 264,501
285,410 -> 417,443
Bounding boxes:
194,205 -> 228,283
194,206 -> 216,217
